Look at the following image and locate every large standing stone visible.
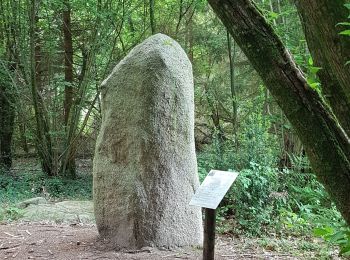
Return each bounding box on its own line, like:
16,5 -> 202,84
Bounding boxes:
93,34 -> 202,249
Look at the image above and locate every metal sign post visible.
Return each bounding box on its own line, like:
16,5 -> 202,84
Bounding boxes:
203,208 -> 216,260
189,170 -> 239,260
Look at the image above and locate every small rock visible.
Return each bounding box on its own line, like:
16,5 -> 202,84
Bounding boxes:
16,197 -> 48,209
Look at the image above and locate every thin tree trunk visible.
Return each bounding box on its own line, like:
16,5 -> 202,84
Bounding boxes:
204,77 -> 225,144
227,30 -> 237,134
0,2 -> 17,171
18,119 -> 29,154
61,0 -> 76,177
175,0 -> 183,35
187,10 -> 194,63
0,73 -> 15,171
29,0 -> 54,176
208,0 -> 350,224
63,0 -> 73,126
60,0 -> 102,178
149,0 -> 155,34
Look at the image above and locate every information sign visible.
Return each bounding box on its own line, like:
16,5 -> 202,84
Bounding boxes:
189,170 -> 239,209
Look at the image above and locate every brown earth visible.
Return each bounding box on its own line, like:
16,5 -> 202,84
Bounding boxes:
0,221 -> 339,260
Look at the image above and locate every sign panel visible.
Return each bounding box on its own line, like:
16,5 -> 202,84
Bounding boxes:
189,170 -> 239,209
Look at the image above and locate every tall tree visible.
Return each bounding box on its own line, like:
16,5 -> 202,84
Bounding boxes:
294,0 -> 350,136
0,0 -> 22,171
226,30 -> 237,133
0,67 -> 15,171
29,0 -> 54,176
0,0 -> 17,171
208,0 -> 350,224
149,0 -> 156,34
61,0 -> 76,177
63,0 -> 73,126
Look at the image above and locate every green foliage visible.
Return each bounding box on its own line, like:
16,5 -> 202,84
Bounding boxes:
339,29 -> 350,36
0,206 -> 23,222
198,127 -> 341,238
271,161 -> 339,236
314,225 -> 350,256
306,56 -> 322,92
0,171 -> 92,205
226,164 -> 285,235
338,4 -> 350,66
198,102 -> 285,235
198,90 -> 279,180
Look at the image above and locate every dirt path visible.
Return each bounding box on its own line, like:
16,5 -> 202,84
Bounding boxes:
0,222 -> 333,260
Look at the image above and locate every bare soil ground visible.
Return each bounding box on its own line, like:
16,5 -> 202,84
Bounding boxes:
0,221 -> 339,260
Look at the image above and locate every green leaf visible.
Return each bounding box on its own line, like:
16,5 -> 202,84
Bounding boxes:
345,61 -> 350,66
341,244 -> 350,256
309,66 -> 321,74
337,22 -> 350,26
345,3 -> 350,10
313,228 -> 330,236
308,56 -> 313,66
342,250 -> 350,257
329,231 -> 346,243
307,78 -> 320,90
339,30 -> 350,36
268,11 -> 279,19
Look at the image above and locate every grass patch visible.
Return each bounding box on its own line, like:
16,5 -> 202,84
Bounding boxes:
0,171 -> 92,204
0,170 -> 92,222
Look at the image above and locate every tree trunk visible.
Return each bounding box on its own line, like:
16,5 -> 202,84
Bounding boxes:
61,0 -> 76,178
187,10 -> 194,63
227,30 -> 237,134
208,0 -> 350,224
0,71 -> 15,171
63,0 -> 74,126
293,0 -> 350,136
18,119 -> 29,154
0,0 -> 22,171
29,0 -> 54,176
149,0 -> 155,34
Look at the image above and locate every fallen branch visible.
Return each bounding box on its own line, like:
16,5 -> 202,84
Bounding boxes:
3,232 -> 23,238
18,229 -> 32,236
123,248 -> 152,254
0,244 -> 21,250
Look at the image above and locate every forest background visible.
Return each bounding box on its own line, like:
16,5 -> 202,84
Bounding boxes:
0,0 -> 349,257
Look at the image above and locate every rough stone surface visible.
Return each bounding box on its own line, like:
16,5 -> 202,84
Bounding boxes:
21,200 -> 94,224
93,33 -> 202,249
16,197 -> 48,209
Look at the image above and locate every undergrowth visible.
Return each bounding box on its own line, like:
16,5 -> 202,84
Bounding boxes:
196,107 -> 349,256
0,170 -> 92,222
197,141 -> 349,256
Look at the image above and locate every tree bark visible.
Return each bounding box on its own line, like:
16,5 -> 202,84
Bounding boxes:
63,0 -> 74,126
294,0 -> 350,136
29,0 -> 54,176
0,70 -> 15,171
227,30 -> 237,134
0,1 -> 18,171
61,0 -> 76,178
208,0 -> 350,224
149,0 -> 155,34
